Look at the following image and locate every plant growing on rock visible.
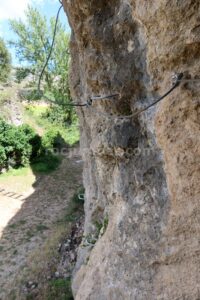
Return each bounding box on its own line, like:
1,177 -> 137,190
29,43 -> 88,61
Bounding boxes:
82,216 -> 109,248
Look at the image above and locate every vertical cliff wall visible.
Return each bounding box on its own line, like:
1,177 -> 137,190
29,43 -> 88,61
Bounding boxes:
63,1 -> 200,299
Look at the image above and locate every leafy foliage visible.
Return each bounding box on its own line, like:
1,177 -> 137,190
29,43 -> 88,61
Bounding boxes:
0,117 -> 68,173
0,146 -> 6,166
15,67 -> 32,83
42,128 -> 66,152
9,6 -> 77,125
0,38 -> 11,82
9,6 -> 51,75
9,6 -> 71,100
43,106 -> 72,126
0,119 -> 41,170
24,104 -> 80,146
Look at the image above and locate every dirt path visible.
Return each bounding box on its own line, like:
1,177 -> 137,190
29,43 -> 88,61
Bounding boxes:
0,155 -> 83,299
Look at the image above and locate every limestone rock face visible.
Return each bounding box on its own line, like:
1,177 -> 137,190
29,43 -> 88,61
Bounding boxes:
63,0 -> 200,299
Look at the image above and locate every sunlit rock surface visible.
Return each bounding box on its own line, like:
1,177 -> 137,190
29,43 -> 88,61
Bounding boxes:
63,0 -> 200,299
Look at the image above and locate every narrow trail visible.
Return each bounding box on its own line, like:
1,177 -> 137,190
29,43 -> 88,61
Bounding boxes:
0,154 -> 83,299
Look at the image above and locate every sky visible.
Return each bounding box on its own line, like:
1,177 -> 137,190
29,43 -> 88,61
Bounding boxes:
0,0 -> 71,65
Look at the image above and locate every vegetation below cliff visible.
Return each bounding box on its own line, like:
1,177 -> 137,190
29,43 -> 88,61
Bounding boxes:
0,154 -> 84,300
0,4 -> 82,299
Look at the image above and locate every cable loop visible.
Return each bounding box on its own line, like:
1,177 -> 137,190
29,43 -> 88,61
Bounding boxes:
87,73 -> 184,120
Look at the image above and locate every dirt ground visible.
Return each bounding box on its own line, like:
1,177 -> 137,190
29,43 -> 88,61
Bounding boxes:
0,154 -> 83,299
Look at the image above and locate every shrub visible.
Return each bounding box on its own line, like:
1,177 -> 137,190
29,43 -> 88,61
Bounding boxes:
0,119 -> 41,170
41,129 -> 66,152
20,124 -> 42,159
0,146 -> 6,171
43,106 -> 74,127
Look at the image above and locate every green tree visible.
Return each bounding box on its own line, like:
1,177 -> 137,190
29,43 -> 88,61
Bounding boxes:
9,5 -> 75,124
9,6 -> 70,98
0,38 -> 11,82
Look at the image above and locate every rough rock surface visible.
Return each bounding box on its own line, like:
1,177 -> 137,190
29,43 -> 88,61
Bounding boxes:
63,0 -> 200,299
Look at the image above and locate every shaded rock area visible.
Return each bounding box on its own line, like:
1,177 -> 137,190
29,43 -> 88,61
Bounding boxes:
63,0 -> 200,299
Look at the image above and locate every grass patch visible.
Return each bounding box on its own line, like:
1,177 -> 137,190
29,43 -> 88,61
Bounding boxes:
47,278 -> 73,300
0,154 -> 61,179
31,154 -> 62,174
25,104 -> 48,117
0,165 -> 35,194
0,166 -> 29,179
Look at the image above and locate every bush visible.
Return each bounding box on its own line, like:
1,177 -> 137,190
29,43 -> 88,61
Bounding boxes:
41,129 -> 66,152
44,106 -> 68,126
43,106 -> 76,127
0,146 -> 6,171
0,38 -> 11,82
6,125 -> 32,166
0,119 -> 63,174
20,124 -> 42,159
0,119 -> 41,170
